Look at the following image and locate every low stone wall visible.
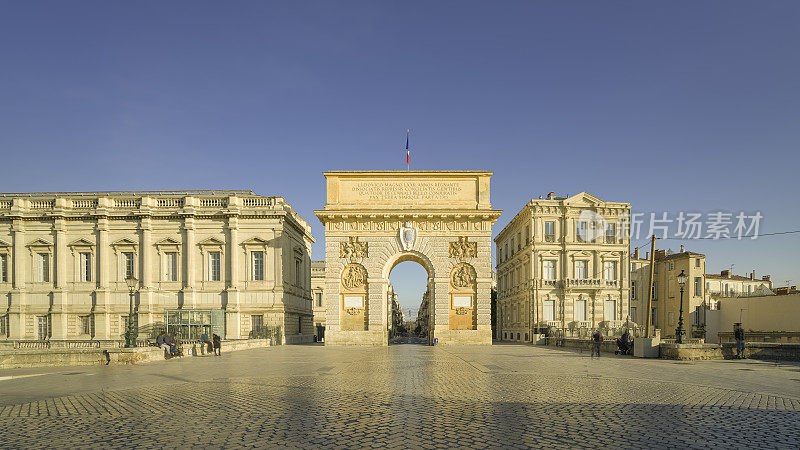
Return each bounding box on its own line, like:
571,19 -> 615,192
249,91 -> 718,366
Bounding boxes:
659,342 -> 800,361
544,337 -> 619,353
659,343 -> 722,361
0,339 -> 271,369
721,342 -> 800,361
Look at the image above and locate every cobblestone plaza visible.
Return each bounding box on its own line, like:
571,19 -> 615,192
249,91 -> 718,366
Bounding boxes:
1,345 -> 799,448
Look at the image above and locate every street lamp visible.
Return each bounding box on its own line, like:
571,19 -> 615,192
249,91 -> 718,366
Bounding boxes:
675,269 -> 688,344
124,275 -> 138,348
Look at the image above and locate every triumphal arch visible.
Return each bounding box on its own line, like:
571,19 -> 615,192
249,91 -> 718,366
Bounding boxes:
315,171 -> 502,346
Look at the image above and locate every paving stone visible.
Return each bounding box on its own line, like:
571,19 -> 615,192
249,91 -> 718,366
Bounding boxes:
0,344 -> 798,448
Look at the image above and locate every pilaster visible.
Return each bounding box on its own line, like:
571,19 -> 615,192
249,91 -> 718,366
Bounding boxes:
51,216 -> 68,340
182,216 -> 196,309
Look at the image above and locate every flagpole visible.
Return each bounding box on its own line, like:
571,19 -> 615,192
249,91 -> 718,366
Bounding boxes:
406,129 -> 410,171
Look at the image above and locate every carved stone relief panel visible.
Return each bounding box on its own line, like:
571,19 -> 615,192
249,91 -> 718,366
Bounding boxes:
449,236 -> 477,260
339,237 -> 368,261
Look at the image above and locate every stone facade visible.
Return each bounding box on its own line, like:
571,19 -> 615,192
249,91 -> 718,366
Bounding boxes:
0,191 -> 315,344
495,192 -> 631,342
311,260 -> 326,341
630,248 -> 707,338
314,171 -> 501,346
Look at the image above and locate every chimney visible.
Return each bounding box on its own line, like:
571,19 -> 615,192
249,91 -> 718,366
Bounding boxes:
680,244 -> 685,253
749,271 -> 754,280
721,270 -> 730,278
634,248 -> 640,259
762,275 -> 770,282
655,249 -> 666,260
645,252 -> 649,260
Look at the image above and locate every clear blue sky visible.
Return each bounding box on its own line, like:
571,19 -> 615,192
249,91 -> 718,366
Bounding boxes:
2,2 -> 799,312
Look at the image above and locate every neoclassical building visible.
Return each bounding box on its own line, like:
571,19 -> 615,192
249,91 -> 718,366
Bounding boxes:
0,191 -> 315,344
495,192 -> 631,341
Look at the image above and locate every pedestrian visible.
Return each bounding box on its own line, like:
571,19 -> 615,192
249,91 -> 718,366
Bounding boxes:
200,331 -> 210,356
212,333 -> 221,356
591,329 -> 603,358
734,323 -> 746,359
156,331 -> 170,358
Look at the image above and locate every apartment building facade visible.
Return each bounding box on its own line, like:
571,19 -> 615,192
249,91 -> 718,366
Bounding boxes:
495,192 -> 631,341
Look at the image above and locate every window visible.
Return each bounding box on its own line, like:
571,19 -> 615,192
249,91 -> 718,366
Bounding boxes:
630,306 -> 637,322
251,314 -> 264,331
631,280 -> 637,300
574,299 -> 587,321
724,283 -> 729,296
543,300 -> 555,321
605,299 -> 616,321
525,225 -> 530,245
668,262 -> 674,271
251,251 -> 264,281
37,315 -> 49,340
605,223 -> 616,244
694,277 -> 702,297
37,253 -> 50,282
576,221 -> 588,242
0,254 -> 7,283
295,259 -> 301,286
80,315 -> 94,336
165,252 -> 178,282
517,232 -> 522,250
543,260 -> 556,280
209,251 -> 221,281
123,252 -> 135,279
504,244 -> 508,261
668,312 -> 675,326
315,292 -> 323,307
574,260 -> 588,279
604,261 -> 617,280
544,221 -> 556,242
653,282 -> 658,300
80,252 -> 92,282
651,308 -> 657,327
510,238 -> 515,256
0,314 -> 8,337
695,259 -> 701,268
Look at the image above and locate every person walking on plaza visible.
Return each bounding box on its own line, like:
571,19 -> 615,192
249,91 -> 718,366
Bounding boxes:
200,331 -> 210,356
734,323 -> 746,359
590,329 -> 603,358
212,333 -> 222,356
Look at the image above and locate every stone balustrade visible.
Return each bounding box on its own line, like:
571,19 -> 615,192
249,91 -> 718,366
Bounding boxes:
0,191 -> 288,217
564,278 -> 619,288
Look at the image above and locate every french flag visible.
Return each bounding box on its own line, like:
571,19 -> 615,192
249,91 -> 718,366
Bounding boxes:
406,129 -> 410,168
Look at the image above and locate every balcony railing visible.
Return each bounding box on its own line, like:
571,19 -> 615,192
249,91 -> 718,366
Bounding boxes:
544,234 -> 556,243
565,278 -> 619,289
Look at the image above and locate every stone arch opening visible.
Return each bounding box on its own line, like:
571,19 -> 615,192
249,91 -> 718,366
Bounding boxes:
385,252 -> 433,345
